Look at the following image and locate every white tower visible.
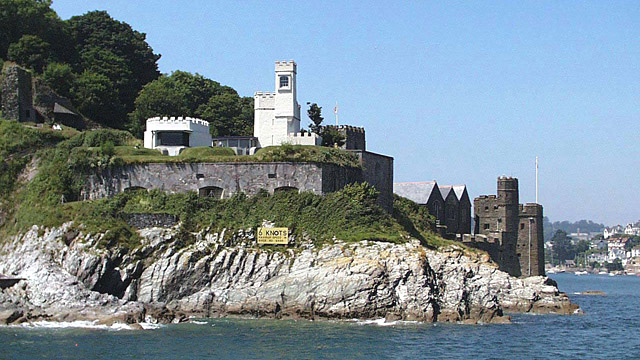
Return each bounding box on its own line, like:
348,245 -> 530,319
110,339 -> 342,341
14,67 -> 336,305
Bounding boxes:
254,60 -> 320,148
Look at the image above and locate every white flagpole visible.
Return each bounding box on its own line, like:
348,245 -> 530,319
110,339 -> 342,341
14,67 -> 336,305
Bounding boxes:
334,101 -> 339,125
536,156 -> 538,204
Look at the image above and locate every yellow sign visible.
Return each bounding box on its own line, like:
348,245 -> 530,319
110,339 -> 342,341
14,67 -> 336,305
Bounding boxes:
257,227 -> 289,245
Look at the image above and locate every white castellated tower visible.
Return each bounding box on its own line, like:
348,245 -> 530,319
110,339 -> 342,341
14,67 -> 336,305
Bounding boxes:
254,60 -> 321,147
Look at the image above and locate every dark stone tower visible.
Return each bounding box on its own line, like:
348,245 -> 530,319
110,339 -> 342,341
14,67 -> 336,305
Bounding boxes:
518,203 -> 545,276
1,65 -> 36,122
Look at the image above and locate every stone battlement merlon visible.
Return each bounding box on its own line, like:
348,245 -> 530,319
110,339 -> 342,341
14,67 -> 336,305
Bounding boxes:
326,125 -> 365,133
146,116 -> 209,127
275,60 -> 296,72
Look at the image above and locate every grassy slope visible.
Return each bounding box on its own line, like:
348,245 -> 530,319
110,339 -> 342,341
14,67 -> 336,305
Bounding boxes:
0,121 -> 457,253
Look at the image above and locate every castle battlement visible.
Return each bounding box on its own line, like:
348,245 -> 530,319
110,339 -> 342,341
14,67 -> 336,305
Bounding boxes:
326,125 -> 365,133
291,132 -> 316,138
275,60 -> 296,72
476,195 -> 497,200
519,203 -> 543,216
146,116 -> 209,127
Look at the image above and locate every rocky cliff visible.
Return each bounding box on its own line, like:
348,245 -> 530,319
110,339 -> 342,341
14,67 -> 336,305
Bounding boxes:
0,223 -> 578,327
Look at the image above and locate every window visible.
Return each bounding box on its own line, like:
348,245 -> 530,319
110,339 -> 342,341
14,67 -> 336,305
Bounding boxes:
199,186 -> 223,199
520,223 -> 525,230
157,131 -> 189,146
484,224 -> 490,230
25,110 -> 31,118
279,76 -> 289,88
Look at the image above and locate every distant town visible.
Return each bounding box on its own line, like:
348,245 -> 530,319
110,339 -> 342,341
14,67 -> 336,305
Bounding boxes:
545,219 -> 640,275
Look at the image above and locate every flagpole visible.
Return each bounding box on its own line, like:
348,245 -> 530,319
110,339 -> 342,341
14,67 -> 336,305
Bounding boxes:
334,101 -> 339,125
536,156 -> 538,204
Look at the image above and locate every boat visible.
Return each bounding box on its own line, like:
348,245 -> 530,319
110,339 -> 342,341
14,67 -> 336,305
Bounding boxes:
575,271 -> 588,276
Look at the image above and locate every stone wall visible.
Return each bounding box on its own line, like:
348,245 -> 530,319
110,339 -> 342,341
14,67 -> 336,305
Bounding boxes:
82,160 -> 393,213
350,151 -> 394,212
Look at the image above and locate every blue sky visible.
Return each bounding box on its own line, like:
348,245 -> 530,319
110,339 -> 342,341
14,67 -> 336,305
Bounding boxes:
51,1 -> 640,226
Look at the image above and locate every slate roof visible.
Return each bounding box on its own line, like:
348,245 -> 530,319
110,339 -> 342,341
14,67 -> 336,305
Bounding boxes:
452,185 -> 467,201
393,181 -> 438,204
439,185 -> 454,199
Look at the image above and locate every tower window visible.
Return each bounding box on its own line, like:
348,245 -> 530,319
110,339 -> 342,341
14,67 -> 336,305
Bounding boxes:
521,223 -> 525,230
279,76 -> 289,88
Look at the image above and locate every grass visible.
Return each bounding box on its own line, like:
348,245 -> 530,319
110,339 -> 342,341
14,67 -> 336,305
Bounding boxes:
113,143 -> 360,168
1,121 -> 454,254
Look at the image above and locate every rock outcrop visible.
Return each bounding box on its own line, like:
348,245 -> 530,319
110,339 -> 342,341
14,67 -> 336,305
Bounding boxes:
0,223 -> 578,326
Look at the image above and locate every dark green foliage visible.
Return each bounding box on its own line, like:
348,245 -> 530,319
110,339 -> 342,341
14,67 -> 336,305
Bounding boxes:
306,103 -> 345,147
67,10 -> 160,125
551,230 -> 575,265
320,126 -> 346,148
307,103 -> 323,134
129,71 -> 253,138
42,62 -> 74,98
7,34 -> 50,72
1,2 -> 161,129
71,71 -> 119,127
604,259 -> 623,272
0,0 -> 69,60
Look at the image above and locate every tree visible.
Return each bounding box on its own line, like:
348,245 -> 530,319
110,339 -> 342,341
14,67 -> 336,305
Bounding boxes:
306,103 -> 345,147
0,0 -> 64,58
130,71 -> 253,138
307,103 -> 323,134
197,92 -> 252,137
67,10 -> 160,127
42,62 -> 75,98
604,259 -> 623,272
7,34 -> 50,72
71,71 -> 118,126
552,230 -> 575,265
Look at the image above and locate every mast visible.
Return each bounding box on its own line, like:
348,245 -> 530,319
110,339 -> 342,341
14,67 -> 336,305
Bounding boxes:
536,156 -> 539,204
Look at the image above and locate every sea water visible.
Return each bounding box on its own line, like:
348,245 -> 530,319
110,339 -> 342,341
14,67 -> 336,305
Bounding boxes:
1,273 -> 638,359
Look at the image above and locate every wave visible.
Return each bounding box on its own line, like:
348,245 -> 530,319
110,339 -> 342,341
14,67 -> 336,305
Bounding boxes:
18,320 -> 163,331
348,318 -> 421,327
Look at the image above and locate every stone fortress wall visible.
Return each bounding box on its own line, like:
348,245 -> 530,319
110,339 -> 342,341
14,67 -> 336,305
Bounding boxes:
82,151 -> 394,212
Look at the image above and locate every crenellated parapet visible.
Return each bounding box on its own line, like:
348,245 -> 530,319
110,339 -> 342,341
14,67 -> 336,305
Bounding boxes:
146,116 -> 209,127
275,60 -> 296,72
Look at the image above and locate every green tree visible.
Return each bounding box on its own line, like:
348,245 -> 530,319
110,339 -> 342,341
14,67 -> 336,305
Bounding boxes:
7,34 -> 50,72
67,10 -> 160,126
307,103 -> 323,134
130,71 -> 253,138
197,92 -> 253,137
42,62 -> 75,98
71,71 -> 118,126
306,103 -> 345,147
552,230 -> 575,265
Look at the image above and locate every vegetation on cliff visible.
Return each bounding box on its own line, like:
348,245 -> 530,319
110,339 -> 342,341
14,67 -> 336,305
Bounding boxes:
0,121 -> 445,252
1,0 -> 252,136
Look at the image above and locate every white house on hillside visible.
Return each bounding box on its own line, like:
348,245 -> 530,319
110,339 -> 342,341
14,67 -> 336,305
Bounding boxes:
144,117 -> 212,156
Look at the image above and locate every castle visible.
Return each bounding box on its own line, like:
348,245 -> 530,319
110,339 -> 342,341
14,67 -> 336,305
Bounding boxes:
394,177 -> 544,277
464,177 -> 544,277
88,60 -> 395,211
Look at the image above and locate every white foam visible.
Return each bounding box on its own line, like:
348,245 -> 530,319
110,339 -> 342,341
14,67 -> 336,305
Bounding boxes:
349,318 -> 420,327
190,320 -> 208,325
19,320 -> 162,331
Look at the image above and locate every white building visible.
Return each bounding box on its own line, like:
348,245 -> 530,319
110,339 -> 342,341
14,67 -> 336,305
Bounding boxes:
624,223 -> 640,236
144,117 -> 212,156
604,225 -> 623,239
253,60 -> 321,148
